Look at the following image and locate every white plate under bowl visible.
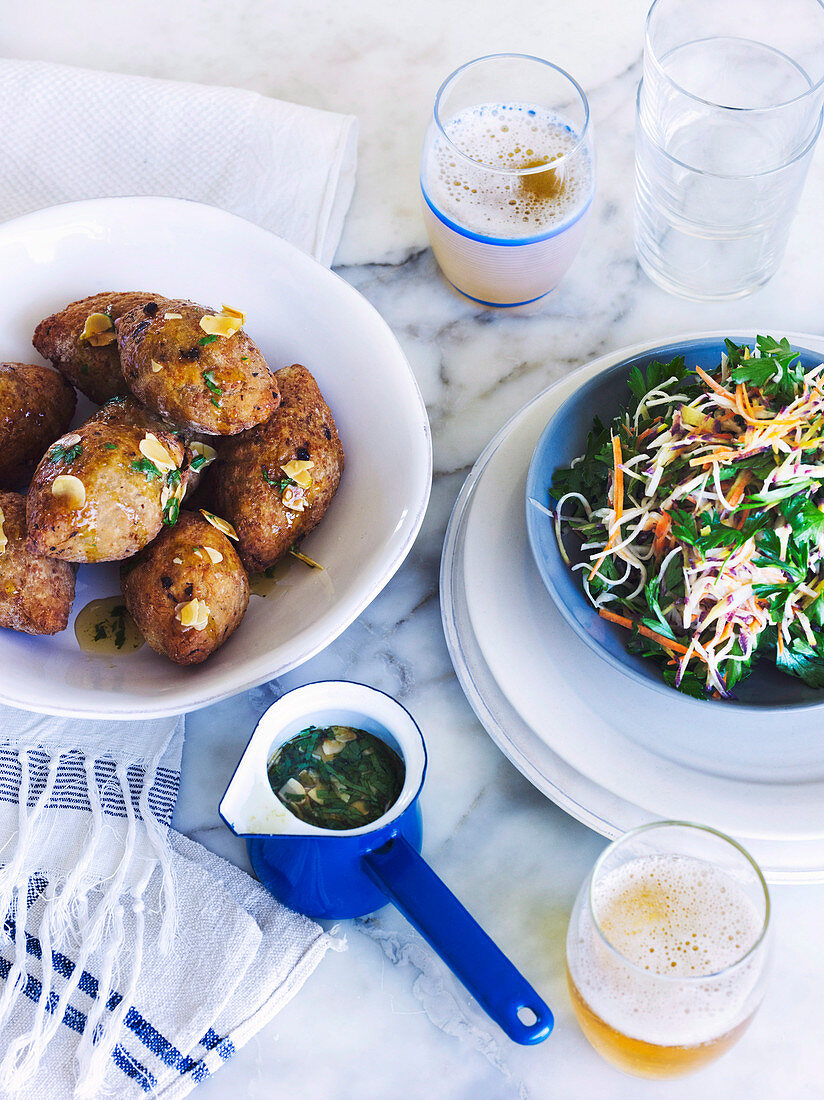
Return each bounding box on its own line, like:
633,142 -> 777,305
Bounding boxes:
441,332 -> 824,882
0,198 -> 432,718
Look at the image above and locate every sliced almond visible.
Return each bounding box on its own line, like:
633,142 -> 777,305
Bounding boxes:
162,477 -> 184,520
281,459 -> 314,488
220,304 -> 246,322
139,433 -> 177,471
172,556 -> 183,565
190,441 -> 217,468
174,597 -> 210,630
203,546 -> 223,564
151,359 -> 164,373
279,777 -> 305,800
164,312 -> 182,320
199,307 -> 244,338
0,506 -> 6,557
199,509 -> 238,540
51,474 -> 86,509
193,547 -> 205,561
80,312 -> 115,346
320,738 -> 346,758
60,433 -> 82,447
281,485 -> 306,513
89,331 -> 116,347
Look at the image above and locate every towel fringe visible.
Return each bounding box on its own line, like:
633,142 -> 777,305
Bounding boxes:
0,743 -> 177,1095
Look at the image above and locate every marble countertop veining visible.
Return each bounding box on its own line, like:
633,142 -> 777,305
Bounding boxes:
4,0 -> 824,1095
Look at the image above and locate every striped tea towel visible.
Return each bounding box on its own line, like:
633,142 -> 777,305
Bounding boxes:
0,59 -> 358,266
0,707 -> 336,1098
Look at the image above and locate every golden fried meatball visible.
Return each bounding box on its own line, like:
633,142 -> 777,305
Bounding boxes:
26,397 -> 188,563
0,363 -> 76,487
204,364 -> 343,573
116,297 -> 279,435
121,511 -> 248,665
33,291 -> 154,405
0,491 -> 75,634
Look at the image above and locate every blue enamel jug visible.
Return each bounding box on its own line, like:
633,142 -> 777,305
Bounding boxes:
220,681 -> 553,1045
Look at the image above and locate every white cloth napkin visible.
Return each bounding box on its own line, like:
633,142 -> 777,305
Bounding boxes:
0,707 -> 337,1099
0,59 -> 358,266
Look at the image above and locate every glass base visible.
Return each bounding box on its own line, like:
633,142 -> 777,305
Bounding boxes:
635,249 -> 776,302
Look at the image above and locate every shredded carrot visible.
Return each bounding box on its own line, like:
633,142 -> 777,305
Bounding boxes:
689,450 -> 739,467
637,624 -> 691,655
587,435 -> 625,580
735,383 -> 754,420
611,435 -> 624,522
598,608 -> 700,661
652,511 -> 671,558
695,364 -> 735,401
636,417 -> 662,444
726,469 -> 753,508
777,630 -> 785,657
598,608 -> 634,630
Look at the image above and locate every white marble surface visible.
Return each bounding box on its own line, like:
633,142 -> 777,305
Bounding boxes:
5,0 -> 824,1096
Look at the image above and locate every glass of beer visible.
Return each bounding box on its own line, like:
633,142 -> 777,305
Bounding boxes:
420,54 -> 595,307
566,821 -> 771,1078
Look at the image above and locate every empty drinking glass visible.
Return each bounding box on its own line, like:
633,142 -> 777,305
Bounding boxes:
634,0 -> 824,300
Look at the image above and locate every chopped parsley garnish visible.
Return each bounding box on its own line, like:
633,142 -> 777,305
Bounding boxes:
163,496 -> 181,526
131,457 -> 161,480
198,334 -> 219,347
190,454 -> 207,471
104,443 -> 117,450
262,466 -> 295,491
162,469 -> 182,526
94,603 -> 128,649
202,368 -> 223,407
48,442 -> 82,464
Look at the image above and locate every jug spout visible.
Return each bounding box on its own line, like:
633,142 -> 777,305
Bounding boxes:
219,706 -> 321,838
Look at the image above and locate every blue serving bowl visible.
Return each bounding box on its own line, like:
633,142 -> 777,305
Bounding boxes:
525,336 -> 824,710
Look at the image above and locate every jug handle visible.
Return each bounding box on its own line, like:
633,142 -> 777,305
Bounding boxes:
363,835 -> 553,1045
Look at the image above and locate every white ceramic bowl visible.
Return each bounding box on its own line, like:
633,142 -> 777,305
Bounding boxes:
0,198 -> 432,718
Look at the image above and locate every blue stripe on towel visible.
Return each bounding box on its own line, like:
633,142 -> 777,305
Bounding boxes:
111,1044 -> 157,1093
0,953 -> 91,1036
1,919 -> 234,1085
0,748 -> 179,825
198,1027 -> 235,1061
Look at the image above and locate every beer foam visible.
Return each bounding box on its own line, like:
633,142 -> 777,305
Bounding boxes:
567,854 -> 765,1048
423,102 -> 594,239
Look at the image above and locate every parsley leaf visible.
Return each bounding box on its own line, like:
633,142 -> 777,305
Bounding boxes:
778,496 -> 824,545
131,457 -> 161,480
202,368 -> 223,407
198,334 -> 219,347
48,442 -> 82,463
728,335 -> 804,403
262,466 -> 295,492
163,497 -> 180,526
776,636 -> 824,688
